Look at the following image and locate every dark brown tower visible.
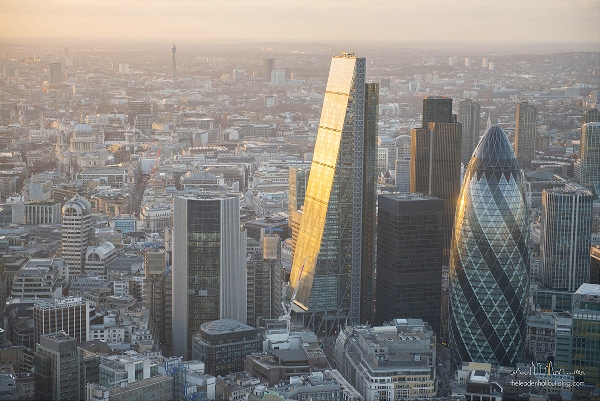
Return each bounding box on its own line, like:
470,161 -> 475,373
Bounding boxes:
263,58 -> 275,82
410,97 -> 462,265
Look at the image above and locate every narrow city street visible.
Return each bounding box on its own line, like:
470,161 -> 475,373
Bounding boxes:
437,343 -> 452,397
131,174 -> 148,217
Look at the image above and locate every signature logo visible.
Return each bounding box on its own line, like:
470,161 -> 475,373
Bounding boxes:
513,362 -> 585,377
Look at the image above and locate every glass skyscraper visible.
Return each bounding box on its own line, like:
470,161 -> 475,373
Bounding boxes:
555,284 -> 600,386
580,122 -> 600,191
289,53 -> 377,333
375,194 -> 443,334
449,125 -> 530,368
172,195 -> 247,359
540,185 -> 593,292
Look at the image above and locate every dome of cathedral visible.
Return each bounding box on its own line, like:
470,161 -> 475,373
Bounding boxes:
74,123 -> 93,136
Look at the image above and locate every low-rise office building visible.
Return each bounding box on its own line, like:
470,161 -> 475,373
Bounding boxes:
87,374 -> 173,401
11,201 -> 62,225
33,297 -> 90,344
192,319 -> 261,377
140,204 -> 172,231
245,341 -> 328,387
250,370 -> 363,401
85,241 -> 117,276
99,351 -> 157,387
334,319 -> 437,401
525,311 -> 572,363
11,259 -> 63,299
33,331 -> 99,401
554,283 -> 600,386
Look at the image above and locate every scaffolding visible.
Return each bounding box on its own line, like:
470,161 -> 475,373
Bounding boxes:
169,364 -> 187,401
190,391 -> 208,401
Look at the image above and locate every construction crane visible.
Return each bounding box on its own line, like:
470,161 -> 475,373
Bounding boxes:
281,255 -> 308,333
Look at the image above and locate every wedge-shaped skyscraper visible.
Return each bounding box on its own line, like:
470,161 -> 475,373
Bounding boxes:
449,125 -> 530,368
290,53 -> 377,333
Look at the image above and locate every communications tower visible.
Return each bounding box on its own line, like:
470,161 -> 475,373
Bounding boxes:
172,43 -> 176,80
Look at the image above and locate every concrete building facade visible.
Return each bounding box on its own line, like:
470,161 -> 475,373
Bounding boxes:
61,195 -> 93,278
514,101 -> 538,168
334,319 -> 437,401
33,297 -> 90,345
457,99 -> 481,165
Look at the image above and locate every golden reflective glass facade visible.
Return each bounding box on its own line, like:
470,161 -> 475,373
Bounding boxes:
289,54 -> 377,330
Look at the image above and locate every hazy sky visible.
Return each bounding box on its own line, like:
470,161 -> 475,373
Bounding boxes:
1,0 -> 599,44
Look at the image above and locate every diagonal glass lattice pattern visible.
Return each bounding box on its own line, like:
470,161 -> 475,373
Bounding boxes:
449,125 -> 530,368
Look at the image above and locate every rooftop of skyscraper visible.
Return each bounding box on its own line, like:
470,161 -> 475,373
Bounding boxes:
380,193 -> 440,201
472,125 -> 516,162
34,296 -> 85,310
574,283 -> 600,297
43,330 -> 74,343
544,183 -> 593,196
200,318 -> 255,335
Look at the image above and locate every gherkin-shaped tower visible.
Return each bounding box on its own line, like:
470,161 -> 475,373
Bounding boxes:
449,125 -> 530,368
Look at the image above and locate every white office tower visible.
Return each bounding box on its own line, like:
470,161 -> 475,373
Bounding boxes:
540,185 -> 593,292
395,135 -> 411,160
395,158 -> 411,193
172,195 -> 247,359
271,70 -> 286,85
457,99 -> 481,166
61,195 -> 93,278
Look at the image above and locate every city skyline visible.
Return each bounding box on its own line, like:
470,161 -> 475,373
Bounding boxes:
1,0 -> 599,45
0,6 -> 598,394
